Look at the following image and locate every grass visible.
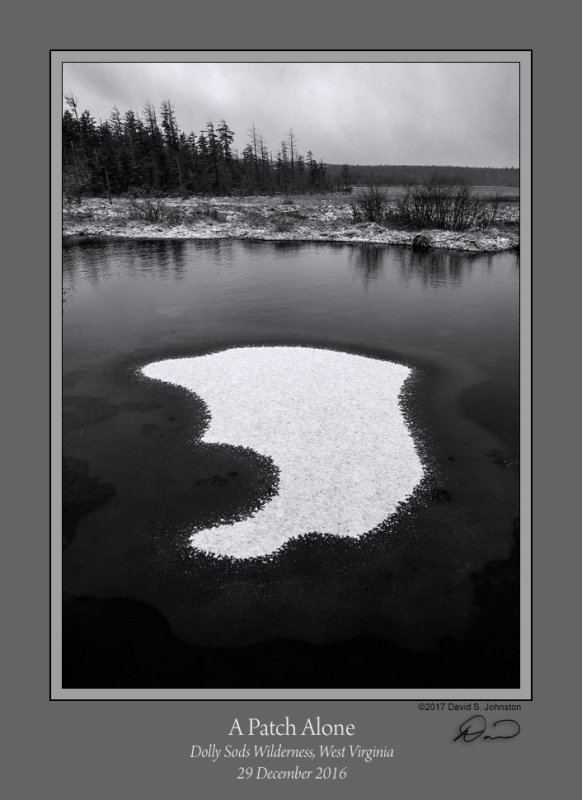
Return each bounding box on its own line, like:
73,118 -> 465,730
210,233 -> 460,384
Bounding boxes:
242,208 -> 266,226
270,213 -> 296,233
269,210 -> 307,232
63,193 -> 518,244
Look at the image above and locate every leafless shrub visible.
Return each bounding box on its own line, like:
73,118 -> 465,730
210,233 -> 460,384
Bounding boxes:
126,198 -> 166,222
487,194 -> 502,226
395,185 -> 500,231
350,185 -> 390,224
126,200 -> 227,226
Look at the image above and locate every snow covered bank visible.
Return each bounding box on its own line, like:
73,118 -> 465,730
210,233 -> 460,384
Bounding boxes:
142,347 -> 424,559
63,194 -> 520,253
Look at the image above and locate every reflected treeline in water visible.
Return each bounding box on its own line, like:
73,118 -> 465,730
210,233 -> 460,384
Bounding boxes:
242,240 -> 307,257
63,240 -> 114,289
63,239 -> 196,285
349,244 -> 387,285
143,240 -> 188,280
481,251 -> 518,275
397,247 -> 481,288
269,241 -> 305,255
190,239 -> 235,268
242,240 -> 353,259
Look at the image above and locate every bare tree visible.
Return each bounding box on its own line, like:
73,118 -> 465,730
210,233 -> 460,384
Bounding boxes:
64,92 -> 79,121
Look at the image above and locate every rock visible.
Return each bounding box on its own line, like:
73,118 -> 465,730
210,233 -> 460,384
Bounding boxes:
412,234 -> 432,251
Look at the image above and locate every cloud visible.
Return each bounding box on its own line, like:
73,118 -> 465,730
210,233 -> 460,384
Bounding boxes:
63,61 -> 519,166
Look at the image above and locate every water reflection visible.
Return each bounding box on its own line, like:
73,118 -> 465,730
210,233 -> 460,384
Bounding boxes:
63,239 -> 193,283
263,241 -> 306,256
63,240 -> 519,365
63,241 -> 114,288
145,240 -> 189,280
397,248 -> 480,289
349,244 -> 387,285
191,239 -> 235,268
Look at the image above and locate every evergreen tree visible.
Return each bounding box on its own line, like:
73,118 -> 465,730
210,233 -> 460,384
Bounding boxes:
62,95 -> 337,199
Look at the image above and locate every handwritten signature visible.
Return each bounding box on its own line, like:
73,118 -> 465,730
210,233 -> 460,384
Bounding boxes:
454,715 -> 521,743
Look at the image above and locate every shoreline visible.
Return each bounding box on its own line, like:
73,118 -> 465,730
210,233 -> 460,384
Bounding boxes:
63,193 -> 520,253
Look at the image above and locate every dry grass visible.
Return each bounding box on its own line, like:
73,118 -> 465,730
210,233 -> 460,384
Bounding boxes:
125,199 -> 227,226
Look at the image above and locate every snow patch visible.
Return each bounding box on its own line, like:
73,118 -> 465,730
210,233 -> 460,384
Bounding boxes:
141,346 -> 424,559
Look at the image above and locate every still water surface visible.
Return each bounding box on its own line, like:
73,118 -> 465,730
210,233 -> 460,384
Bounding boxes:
62,239 -> 519,662
64,239 -> 518,381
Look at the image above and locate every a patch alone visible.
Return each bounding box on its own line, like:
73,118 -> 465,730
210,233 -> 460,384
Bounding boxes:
141,347 -> 424,559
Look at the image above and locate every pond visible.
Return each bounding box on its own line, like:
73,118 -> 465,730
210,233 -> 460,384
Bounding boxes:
62,239 -> 520,689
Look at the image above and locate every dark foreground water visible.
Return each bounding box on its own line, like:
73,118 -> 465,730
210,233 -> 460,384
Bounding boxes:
62,239 -> 520,688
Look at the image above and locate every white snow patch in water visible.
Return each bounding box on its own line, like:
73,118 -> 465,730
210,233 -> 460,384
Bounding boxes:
141,347 -> 424,559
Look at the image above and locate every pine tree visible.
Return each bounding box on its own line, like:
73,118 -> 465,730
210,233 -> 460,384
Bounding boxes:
205,121 -> 221,193
62,96 -> 332,199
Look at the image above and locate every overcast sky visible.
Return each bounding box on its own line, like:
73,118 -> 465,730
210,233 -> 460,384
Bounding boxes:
63,61 -> 519,167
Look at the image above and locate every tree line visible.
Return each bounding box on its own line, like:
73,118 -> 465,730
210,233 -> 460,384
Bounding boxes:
62,95 -> 329,201
63,95 -> 519,201
326,163 -> 519,188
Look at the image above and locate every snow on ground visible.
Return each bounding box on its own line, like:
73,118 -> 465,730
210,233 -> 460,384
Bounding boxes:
142,347 -> 424,559
63,195 -> 520,253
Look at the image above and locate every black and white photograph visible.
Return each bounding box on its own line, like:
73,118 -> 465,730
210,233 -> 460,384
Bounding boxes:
57,54 -> 528,695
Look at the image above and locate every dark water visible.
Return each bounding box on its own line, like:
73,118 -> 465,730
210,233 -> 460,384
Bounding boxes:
62,239 -> 520,688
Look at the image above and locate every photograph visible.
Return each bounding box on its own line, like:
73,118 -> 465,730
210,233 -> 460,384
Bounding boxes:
58,55 -> 526,693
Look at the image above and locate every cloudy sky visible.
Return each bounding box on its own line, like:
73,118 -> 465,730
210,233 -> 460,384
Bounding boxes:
62,61 -> 519,167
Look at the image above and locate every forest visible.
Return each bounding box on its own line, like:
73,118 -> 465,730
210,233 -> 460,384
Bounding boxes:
325,163 -> 519,188
62,96 -> 519,201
